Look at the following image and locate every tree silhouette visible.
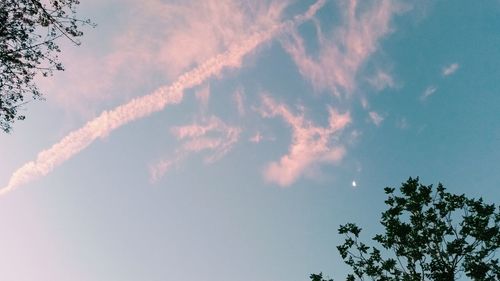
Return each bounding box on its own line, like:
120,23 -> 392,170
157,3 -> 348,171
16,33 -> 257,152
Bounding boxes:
310,272 -> 334,281
0,0 -> 93,132
334,177 -> 500,281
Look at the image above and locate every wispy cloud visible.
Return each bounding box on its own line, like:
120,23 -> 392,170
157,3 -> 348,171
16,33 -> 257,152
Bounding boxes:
1,0 -> 327,195
195,85 -> 211,110
150,116 -> 241,182
282,0 -> 406,96
442,63 -> 459,76
368,70 -> 395,91
172,116 -> 240,163
396,117 -> 409,129
233,87 -> 246,117
368,111 -> 384,126
361,97 -> 370,109
420,85 -> 437,101
249,132 -> 264,143
149,159 -> 174,184
148,0 -> 288,78
38,0 -> 287,116
258,95 -> 350,187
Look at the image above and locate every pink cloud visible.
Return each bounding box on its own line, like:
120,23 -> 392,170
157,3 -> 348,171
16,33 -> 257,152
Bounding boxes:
149,159 -> 173,184
38,0 -> 289,117
144,0 -> 289,78
259,95 -> 351,187
172,116 -> 241,162
1,0 -> 330,195
282,0 -> 405,96
149,116 -> 241,182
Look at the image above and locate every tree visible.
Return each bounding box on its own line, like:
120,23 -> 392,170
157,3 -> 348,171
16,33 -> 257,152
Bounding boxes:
336,177 -> 500,281
0,0 -> 93,132
310,272 -> 334,281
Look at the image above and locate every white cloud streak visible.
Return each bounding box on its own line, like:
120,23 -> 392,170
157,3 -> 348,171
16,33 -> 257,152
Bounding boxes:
259,95 -> 350,187
442,63 -> 459,76
369,111 -> 384,126
421,85 -> 437,101
1,0 -> 327,195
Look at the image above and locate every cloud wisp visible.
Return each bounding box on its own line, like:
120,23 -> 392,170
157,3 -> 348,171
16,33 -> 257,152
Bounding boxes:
282,0 -> 405,96
249,132 -> 264,143
442,63 -> 459,76
368,70 -> 395,91
149,116 -> 241,182
421,85 -> 437,101
39,0 -> 287,113
233,87 -> 246,117
195,84 -> 211,110
0,0 -> 328,195
368,111 -> 384,126
258,95 -> 351,187
396,117 -> 409,129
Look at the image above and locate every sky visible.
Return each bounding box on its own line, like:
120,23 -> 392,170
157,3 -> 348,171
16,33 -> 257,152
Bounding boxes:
1,0 -> 500,280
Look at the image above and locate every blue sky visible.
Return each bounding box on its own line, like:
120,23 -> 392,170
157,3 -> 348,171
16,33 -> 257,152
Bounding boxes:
1,0 -> 499,280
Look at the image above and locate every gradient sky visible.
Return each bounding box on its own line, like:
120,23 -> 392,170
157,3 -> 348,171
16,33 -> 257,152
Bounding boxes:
1,0 -> 500,280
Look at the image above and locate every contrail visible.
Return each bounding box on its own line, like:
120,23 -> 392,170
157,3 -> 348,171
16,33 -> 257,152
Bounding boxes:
0,0 -> 327,195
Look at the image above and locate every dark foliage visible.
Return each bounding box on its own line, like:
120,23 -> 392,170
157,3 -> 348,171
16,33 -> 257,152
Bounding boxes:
0,0 -> 93,132
310,272 -> 334,281
335,177 -> 500,281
